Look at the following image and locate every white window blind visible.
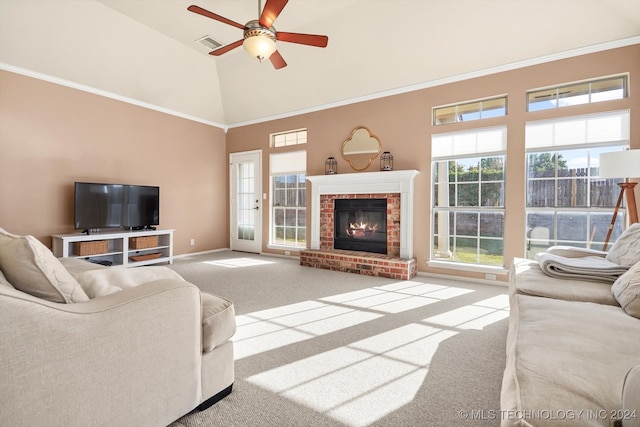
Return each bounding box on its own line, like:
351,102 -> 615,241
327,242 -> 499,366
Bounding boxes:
270,150 -> 306,174
432,126 -> 507,159
525,110 -> 629,151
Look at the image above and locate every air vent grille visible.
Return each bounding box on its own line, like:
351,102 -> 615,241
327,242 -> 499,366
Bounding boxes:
196,35 -> 223,50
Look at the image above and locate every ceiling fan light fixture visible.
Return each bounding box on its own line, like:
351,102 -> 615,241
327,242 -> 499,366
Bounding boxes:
243,34 -> 277,61
243,20 -> 277,61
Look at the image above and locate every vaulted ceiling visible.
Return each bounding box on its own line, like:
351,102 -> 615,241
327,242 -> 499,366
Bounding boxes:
1,0 -> 639,128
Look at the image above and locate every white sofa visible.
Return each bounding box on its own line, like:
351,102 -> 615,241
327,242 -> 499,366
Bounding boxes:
501,251 -> 640,426
0,229 -> 236,426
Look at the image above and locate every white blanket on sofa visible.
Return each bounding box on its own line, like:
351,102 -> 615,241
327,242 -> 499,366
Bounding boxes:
535,252 -> 628,283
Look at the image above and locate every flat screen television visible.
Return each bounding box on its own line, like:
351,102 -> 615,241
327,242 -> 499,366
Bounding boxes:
74,182 -> 159,232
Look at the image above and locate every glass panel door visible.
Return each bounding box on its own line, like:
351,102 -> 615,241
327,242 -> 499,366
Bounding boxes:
230,151 -> 262,253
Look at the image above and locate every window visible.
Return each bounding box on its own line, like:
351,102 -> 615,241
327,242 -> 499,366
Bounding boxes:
271,129 -> 307,147
434,96 -> 507,125
432,126 -> 507,266
270,150 -> 306,248
525,110 -> 630,257
527,75 -> 627,112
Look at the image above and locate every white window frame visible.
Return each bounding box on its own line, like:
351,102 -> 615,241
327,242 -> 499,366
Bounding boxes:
524,110 -> 630,257
433,96 -> 507,125
526,75 -> 627,112
268,150 -> 307,250
430,126 -> 507,269
271,129 -> 307,148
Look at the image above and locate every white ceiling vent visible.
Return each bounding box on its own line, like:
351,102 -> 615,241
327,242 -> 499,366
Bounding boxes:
196,35 -> 223,50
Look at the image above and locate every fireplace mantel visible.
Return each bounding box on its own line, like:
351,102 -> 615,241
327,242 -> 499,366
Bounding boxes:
307,170 -> 419,258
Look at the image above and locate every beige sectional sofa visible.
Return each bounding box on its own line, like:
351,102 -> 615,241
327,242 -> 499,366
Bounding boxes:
0,229 -> 236,426
502,257 -> 640,427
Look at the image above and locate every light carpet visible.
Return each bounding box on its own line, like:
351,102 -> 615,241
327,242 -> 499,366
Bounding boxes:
168,251 -> 509,427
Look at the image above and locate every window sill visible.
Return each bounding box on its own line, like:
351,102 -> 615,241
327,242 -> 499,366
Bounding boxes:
426,260 -> 509,276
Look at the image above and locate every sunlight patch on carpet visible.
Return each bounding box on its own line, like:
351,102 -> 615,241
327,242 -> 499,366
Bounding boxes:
233,300 -> 383,359
202,257 -> 275,268
319,281 -> 473,314
423,295 -> 510,329
246,323 -> 456,426
239,281 -> 508,425
350,323 -> 458,366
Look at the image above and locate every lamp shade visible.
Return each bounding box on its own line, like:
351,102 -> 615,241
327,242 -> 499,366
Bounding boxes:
243,35 -> 277,61
599,149 -> 640,179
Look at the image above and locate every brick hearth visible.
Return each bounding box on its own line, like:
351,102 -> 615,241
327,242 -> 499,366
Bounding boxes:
300,249 -> 417,280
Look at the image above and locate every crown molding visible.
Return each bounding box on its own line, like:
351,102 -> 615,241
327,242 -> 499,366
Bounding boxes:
227,36 -> 640,129
2,36 -> 638,130
0,63 -> 226,130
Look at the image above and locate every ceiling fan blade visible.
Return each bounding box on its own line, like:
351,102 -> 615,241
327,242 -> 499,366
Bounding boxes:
269,50 -> 287,69
187,5 -> 245,30
259,0 -> 288,28
277,32 -> 328,48
209,39 -> 244,56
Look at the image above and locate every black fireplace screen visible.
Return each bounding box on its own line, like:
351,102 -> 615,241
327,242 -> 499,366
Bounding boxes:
334,198 -> 387,254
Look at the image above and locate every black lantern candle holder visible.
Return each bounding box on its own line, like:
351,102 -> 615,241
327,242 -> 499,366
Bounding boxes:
380,151 -> 393,171
325,157 -> 337,175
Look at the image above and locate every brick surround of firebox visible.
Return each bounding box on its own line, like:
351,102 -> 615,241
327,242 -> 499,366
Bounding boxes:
320,193 -> 401,257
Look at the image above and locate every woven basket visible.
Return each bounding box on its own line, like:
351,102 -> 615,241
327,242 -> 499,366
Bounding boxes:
129,235 -> 158,249
73,240 -> 108,256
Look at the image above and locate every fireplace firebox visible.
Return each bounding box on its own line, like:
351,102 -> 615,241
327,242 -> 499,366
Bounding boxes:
334,198 -> 387,254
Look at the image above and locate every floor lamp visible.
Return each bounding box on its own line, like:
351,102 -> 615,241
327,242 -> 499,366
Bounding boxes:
599,149 -> 640,251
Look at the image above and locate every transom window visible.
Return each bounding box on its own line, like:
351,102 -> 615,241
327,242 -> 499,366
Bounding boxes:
271,129 -> 307,148
433,96 -> 507,125
527,75 -> 627,112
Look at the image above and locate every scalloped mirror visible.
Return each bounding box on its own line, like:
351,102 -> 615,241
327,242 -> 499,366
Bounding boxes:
341,127 -> 382,171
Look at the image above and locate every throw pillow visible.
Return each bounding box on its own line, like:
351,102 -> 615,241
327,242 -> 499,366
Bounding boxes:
606,223 -> 640,267
0,228 -> 89,303
612,261 -> 640,318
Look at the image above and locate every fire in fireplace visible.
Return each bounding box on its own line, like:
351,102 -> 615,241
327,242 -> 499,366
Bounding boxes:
334,198 -> 387,254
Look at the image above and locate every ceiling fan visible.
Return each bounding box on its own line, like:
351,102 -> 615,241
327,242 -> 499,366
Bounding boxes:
187,0 -> 328,69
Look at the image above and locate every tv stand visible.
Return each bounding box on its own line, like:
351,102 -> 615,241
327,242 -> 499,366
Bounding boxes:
52,229 -> 174,268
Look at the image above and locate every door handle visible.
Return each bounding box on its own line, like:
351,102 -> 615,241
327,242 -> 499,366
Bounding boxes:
254,206 -> 259,210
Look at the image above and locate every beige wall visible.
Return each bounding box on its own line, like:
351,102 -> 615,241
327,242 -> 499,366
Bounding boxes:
227,44 -> 640,281
0,70 -> 228,255
1,45 -> 638,279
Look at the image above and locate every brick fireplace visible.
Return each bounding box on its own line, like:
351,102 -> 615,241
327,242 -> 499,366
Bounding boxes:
320,193 -> 400,256
301,170 -> 419,280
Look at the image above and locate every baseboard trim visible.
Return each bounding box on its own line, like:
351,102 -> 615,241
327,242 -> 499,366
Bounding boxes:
173,248 -> 231,259
416,270 -> 508,287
